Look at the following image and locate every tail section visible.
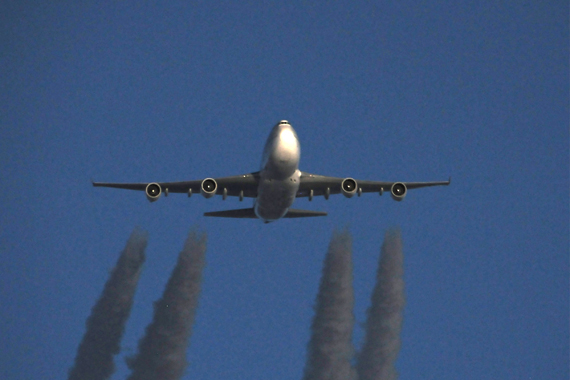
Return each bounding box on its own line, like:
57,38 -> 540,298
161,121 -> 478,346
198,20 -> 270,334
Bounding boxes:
204,208 -> 257,218
283,209 -> 327,218
203,208 -> 327,219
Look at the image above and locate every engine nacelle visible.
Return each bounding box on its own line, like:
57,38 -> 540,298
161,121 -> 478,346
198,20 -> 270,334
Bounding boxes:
391,182 -> 407,201
200,178 -> 218,198
145,183 -> 161,202
341,178 -> 358,198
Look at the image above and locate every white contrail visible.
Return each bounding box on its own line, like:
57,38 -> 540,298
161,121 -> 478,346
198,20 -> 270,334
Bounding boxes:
302,229 -> 357,380
357,229 -> 405,380
126,230 -> 207,380
68,228 -> 148,380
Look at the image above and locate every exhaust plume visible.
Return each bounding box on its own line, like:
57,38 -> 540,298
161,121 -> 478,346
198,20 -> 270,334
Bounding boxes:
126,230 -> 207,380
302,229 -> 357,380
357,229 -> 405,380
68,228 -> 148,380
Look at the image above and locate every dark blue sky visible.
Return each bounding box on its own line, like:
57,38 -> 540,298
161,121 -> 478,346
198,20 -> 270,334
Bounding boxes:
1,2 -> 568,379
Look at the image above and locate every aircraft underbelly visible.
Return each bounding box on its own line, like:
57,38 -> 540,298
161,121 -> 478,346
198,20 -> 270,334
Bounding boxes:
254,170 -> 300,221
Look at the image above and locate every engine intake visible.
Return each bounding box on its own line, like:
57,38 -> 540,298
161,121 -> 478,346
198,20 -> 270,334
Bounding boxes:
390,182 -> 407,201
201,178 -> 218,198
145,183 -> 161,202
341,178 -> 357,198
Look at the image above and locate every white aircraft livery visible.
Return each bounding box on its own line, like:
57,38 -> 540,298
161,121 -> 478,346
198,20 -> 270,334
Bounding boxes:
93,120 -> 450,222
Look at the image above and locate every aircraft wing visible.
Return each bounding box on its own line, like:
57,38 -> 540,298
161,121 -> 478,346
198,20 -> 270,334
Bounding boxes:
297,171 -> 450,198
92,172 -> 260,198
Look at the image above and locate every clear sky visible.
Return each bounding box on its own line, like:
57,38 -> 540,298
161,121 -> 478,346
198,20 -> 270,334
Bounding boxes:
1,1 -> 568,379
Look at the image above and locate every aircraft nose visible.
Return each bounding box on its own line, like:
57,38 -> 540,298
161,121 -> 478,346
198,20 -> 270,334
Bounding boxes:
279,126 -> 297,145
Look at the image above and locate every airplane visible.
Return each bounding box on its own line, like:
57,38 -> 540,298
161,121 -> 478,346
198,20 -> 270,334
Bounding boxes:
93,120 -> 450,222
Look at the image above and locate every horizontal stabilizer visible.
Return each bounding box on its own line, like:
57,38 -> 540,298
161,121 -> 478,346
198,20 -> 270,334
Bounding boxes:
204,208 -> 258,218
283,209 -> 327,218
203,208 -> 327,219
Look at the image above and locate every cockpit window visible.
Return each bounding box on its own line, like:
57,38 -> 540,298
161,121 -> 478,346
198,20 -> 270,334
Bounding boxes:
279,120 -> 289,125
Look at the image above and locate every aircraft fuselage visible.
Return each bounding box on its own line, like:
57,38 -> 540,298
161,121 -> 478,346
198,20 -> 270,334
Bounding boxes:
254,121 -> 301,222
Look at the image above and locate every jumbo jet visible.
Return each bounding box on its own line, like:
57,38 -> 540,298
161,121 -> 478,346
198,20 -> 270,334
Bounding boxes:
93,120 -> 450,222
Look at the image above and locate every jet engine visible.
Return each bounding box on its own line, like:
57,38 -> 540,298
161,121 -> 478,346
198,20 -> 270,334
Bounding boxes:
390,182 -> 407,201
341,178 -> 357,198
145,183 -> 161,202
201,178 -> 218,198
